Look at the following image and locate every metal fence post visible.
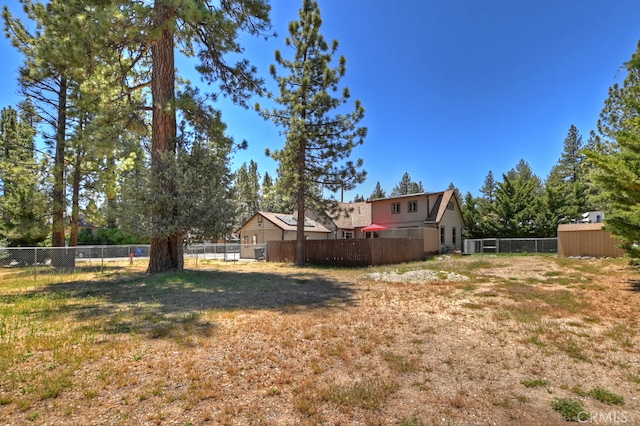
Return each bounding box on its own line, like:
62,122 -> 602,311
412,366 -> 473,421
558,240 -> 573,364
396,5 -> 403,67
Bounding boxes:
34,247 -> 37,282
101,246 -> 104,273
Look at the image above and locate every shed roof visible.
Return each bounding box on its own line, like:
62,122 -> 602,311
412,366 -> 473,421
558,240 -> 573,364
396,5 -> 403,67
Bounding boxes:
558,223 -> 605,232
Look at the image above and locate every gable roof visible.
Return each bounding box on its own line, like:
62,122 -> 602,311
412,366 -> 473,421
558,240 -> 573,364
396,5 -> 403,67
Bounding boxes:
330,202 -> 372,230
425,190 -> 460,224
367,190 -> 465,227
253,211 -> 331,233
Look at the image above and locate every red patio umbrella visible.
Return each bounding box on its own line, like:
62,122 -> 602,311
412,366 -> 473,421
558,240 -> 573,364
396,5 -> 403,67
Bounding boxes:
361,223 -> 388,232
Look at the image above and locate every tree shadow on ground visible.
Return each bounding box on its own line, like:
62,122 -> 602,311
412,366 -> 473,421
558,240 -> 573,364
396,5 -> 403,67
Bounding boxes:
12,268 -> 358,340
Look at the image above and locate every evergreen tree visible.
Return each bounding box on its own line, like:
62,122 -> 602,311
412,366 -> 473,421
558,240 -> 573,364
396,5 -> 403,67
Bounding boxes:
260,172 -> 280,213
116,93 -> 239,246
369,181 -> 386,200
490,160 -> 552,237
582,130 -> 610,210
0,103 -> 49,246
546,125 -> 588,225
4,1 -> 142,260
461,192 -> 487,239
447,182 -> 462,205
480,170 -> 497,203
258,0 -> 366,266
177,125 -> 236,244
235,160 -> 261,226
586,41 -> 640,260
3,1 -> 82,255
391,172 -> 424,196
14,0 -> 272,272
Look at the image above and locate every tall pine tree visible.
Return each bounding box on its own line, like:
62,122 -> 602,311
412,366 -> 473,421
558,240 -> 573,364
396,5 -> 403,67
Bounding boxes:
546,125 -> 588,225
258,0 -> 366,266
32,0 -> 272,273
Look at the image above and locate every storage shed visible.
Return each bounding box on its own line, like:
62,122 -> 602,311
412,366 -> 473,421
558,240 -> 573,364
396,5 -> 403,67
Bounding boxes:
557,223 -> 626,258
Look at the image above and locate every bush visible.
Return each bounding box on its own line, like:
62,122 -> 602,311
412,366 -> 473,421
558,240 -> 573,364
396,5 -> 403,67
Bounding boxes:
552,398 -> 589,422
588,387 -> 624,405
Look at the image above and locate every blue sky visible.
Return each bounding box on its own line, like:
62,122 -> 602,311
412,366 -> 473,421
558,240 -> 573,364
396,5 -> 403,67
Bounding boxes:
2,0 -> 640,201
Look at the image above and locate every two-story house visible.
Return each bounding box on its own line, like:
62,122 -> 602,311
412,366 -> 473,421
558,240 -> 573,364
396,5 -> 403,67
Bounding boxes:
368,189 -> 464,253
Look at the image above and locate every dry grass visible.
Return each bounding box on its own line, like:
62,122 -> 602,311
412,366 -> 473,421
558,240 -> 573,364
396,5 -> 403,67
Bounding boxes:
1,255 -> 639,425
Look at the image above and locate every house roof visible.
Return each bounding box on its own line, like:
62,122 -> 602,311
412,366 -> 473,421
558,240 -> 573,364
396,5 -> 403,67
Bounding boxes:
330,202 -> 372,230
425,190 -> 459,224
255,211 -> 331,233
367,192 -> 430,203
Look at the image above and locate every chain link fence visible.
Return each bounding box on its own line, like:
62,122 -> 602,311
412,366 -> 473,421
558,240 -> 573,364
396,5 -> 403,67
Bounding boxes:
463,238 -> 558,254
0,243 -> 265,279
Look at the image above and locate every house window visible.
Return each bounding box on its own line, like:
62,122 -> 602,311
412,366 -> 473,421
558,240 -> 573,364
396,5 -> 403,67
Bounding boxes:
392,202 -> 400,214
408,200 -> 417,213
252,235 -> 257,245
447,201 -> 455,211
452,227 -> 457,245
440,227 -> 445,244
243,235 -> 249,247
257,215 -> 263,223
343,231 -> 354,239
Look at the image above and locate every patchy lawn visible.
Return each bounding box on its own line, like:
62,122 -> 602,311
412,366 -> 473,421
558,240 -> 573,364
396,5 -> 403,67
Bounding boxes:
0,255 -> 639,425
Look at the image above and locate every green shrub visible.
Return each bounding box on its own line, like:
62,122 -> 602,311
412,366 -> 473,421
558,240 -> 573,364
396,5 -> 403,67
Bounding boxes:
521,378 -> 548,388
588,387 -> 624,405
551,398 -> 589,422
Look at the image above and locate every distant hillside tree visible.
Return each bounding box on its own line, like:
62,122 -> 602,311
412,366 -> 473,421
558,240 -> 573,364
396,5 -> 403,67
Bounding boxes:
586,41 -> 640,260
258,0 -> 367,266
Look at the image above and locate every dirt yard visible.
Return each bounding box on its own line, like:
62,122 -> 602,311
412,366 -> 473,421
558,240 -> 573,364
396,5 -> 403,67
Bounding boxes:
0,255 -> 639,425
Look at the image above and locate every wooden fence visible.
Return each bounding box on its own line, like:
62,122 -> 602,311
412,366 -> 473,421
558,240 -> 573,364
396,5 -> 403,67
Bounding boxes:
557,223 -> 626,258
267,238 -> 425,266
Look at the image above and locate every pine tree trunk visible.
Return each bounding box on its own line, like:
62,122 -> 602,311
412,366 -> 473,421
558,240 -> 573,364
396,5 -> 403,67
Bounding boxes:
51,77 -> 74,267
69,148 -> 82,247
296,139 -> 306,266
147,1 -> 181,274
51,76 -> 67,249
105,150 -> 117,228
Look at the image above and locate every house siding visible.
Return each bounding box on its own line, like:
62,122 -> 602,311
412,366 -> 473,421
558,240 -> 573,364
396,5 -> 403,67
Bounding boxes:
238,213 -> 330,258
438,206 -> 463,251
371,195 -> 435,228
369,191 -> 464,253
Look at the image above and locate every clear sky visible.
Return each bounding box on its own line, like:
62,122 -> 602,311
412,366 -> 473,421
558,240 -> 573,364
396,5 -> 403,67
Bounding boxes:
2,0 -> 640,201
